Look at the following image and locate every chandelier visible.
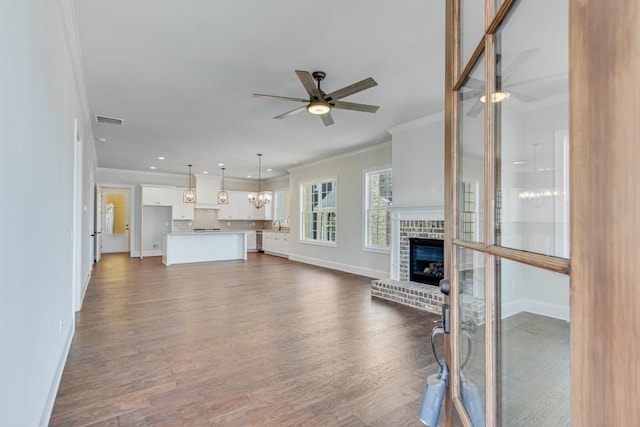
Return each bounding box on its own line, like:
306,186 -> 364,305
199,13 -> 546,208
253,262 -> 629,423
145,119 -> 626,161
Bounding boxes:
247,153 -> 271,209
183,164 -> 196,203
517,144 -> 558,208
217,167 -> 229,204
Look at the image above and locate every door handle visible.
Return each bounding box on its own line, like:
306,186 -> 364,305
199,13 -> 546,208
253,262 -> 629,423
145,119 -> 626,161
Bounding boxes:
439,278 -> 450,295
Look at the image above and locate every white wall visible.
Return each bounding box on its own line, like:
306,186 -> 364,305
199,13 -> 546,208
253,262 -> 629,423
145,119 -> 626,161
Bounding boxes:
0,1 -> 96,425
389,114 -> 445,207
288,143 -> 391,278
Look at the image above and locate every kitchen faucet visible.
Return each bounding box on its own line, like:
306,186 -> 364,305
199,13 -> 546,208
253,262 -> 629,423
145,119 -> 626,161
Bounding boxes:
273,220 -> 281,231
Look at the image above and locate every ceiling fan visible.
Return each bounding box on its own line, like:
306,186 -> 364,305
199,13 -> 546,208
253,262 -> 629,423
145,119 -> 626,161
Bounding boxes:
253,70 -> 379,126
462,48 -> 540,117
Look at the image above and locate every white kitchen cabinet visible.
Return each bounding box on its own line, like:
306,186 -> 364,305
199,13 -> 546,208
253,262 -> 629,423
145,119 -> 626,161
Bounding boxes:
217,191 -> 242,220
172,188 -> 195,220
194,174 -> 221,209
262,231 -> 289,258
217,190 -> 271,220
142,185 -> 174,206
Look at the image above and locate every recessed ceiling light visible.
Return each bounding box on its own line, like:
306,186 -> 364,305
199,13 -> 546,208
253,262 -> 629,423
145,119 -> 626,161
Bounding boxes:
98,137 -> 107,142
218,163 -> 224,167
150,166 -> 156,170
513,161 -> 527,165
158,156 -> 165,160
247,175 -> 251,178
203,171 -> 208,174
267,168 -> 272,172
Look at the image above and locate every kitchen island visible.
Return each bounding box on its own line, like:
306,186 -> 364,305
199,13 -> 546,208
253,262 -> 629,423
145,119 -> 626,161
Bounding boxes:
162,231 -> 247,265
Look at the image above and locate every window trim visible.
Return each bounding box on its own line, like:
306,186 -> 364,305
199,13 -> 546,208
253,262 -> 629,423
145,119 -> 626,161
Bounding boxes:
363,166 -> 392,252
299,176 -> 338,246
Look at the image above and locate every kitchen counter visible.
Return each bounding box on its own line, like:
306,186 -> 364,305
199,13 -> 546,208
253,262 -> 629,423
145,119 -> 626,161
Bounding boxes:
162,231 -> 247,265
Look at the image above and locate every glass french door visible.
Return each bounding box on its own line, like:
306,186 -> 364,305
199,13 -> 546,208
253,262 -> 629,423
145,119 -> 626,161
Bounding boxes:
446,0 -> 570,425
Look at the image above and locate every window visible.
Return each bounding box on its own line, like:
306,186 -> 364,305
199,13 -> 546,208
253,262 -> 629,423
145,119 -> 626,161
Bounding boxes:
300,178 -> 337,244
365,168 -> 392,250
273,190 -> 287,224
462,180 -> 478,241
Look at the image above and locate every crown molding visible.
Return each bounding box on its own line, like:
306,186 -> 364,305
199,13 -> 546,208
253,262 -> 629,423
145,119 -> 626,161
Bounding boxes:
56,0 -> 97,169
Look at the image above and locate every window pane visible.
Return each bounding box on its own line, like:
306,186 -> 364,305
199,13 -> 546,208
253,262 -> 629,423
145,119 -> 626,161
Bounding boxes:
459,55 -> 486,243
366,169 -> 392,249
301,178 -> 337,243
458,246 -> 486,423
498,259 -> 570,426
494,0 -> 569,258
460,1 -> 485,75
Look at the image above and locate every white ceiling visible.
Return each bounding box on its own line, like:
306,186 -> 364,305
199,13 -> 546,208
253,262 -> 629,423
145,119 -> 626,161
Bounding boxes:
75,0 -> 446,180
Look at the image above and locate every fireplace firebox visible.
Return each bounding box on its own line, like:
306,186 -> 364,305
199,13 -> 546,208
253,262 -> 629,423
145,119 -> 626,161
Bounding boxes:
409,238 -> 444,285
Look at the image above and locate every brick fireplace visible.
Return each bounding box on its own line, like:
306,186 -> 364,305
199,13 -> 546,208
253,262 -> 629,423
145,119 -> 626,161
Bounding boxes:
371,205 -> 485,324
371,206 -> 446,315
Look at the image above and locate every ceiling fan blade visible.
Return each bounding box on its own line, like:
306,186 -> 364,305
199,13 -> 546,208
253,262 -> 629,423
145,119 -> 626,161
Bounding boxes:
509,91 -> 537,103
461,90 -> 482,100
332,100 -> 379,113
466,98 -> 484,117
253,93 -> 308,103
295,70 -> 321,98
320,112 -> 335,126
274,105 -> 307,119
464,76 -> 484,90
326,77 -> 377,101
500,48 -> 537,79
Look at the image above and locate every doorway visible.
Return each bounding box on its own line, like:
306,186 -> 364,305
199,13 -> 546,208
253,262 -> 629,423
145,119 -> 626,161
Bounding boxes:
100,187 -> 131,254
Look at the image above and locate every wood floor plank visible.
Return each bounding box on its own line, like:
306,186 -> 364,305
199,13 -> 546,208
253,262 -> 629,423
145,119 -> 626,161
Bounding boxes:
50,253 -> 439,426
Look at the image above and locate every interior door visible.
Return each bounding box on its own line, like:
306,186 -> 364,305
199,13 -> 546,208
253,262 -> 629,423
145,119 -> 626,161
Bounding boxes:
101,188 -> 130,253
445,1 -> 571,425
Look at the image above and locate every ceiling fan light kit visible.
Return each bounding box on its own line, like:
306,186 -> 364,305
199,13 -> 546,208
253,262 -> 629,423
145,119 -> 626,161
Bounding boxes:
480,91 -> 510,103
307,101 -> 331,115
253,70 -> 379,126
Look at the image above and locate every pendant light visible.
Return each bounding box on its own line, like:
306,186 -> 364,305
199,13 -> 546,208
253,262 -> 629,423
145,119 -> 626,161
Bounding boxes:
183,164 -> 196,203
217,167 -> 229,204
247,153 -> 271,209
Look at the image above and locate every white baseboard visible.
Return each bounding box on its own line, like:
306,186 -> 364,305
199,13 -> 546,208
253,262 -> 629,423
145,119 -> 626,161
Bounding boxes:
501,299 -> 524,319
501,298 -> 570,322
288,254 -> 389,279
141,250 -> 162,257
77,272 -> 91,310
39,320 -> 74,426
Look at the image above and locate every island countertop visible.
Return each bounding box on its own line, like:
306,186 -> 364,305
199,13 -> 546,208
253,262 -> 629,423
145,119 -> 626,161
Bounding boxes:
162,231 -> 247,265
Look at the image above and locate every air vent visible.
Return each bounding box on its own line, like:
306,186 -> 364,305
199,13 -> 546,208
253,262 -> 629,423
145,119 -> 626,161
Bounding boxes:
95,115 -> 124,126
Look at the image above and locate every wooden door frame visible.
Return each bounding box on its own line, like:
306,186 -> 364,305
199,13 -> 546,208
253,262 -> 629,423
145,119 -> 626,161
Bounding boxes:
569,0 -> 640,424
443,0 -> 640,425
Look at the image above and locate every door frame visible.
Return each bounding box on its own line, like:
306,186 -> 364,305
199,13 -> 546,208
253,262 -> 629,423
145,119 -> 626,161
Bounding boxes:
96,183 -> 136,258
444,0 -> 571,425
443,0 -> 639,425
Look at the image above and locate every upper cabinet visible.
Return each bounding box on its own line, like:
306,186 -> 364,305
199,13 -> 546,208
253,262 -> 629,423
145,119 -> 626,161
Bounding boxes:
141,185 -> 174,206
217,190 -> 271,220
194,174 -> 221,209
172,188 -> 195,220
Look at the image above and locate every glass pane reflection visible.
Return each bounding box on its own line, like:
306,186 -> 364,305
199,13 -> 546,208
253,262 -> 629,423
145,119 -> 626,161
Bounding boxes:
459,55 -> 486,243
494,0 -> 569,258
498,259 -> 570,426
458,246 -> 486,425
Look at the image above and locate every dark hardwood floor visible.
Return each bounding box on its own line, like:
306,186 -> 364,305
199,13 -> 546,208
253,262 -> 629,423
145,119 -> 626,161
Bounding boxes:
50,253 -> 442,426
